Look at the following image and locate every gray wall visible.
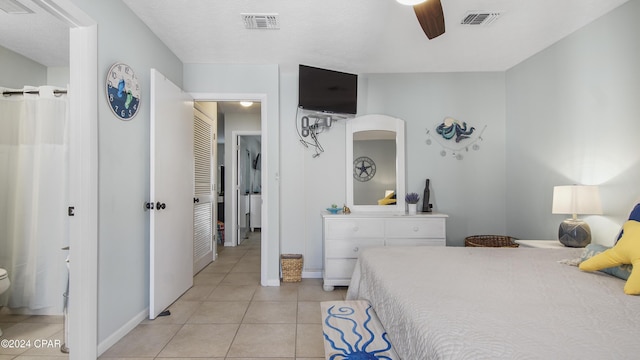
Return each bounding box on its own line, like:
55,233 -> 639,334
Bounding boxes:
505,0 -> 640,245
281,0 -> 640,270
361,72 -> 508,246
184,63 -> 280,284
279,70 -> 507,276
47,67 -> 70,88
70,0 -> 184,344
0,45 -> 47,88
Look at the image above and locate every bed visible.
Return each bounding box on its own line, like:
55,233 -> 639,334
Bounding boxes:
346,246 -> 640,359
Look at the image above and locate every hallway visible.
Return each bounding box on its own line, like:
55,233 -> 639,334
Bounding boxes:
100,231 -> 346,359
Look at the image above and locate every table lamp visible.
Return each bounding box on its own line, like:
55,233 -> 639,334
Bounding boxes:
552,185 -> 602,247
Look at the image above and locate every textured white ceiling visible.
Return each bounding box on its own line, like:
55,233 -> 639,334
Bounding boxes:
122,0 -> 629,73
0,0 -> 629,73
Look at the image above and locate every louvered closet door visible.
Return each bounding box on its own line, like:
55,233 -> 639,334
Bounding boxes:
193,108 -> 215,275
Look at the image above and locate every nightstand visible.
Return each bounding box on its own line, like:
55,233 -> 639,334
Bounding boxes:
514,240 -> 565,249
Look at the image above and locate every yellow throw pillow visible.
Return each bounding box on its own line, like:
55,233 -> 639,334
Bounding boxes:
579,220 -> 640,295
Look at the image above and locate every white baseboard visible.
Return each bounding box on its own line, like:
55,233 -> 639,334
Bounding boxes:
97,307 -> 148,356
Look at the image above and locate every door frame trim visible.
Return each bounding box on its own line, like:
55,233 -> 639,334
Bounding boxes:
66,10 -> 98,360
191,93 -> 270,287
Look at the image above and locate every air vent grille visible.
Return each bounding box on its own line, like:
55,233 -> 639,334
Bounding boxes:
461,11 -> 502,26
241,13 -> 280,29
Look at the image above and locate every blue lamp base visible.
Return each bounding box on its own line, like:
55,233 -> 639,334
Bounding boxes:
558,219 -> 591,248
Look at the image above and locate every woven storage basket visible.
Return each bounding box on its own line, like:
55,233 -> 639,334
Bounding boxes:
465,235 -> 519,248
281,254 -> 303,282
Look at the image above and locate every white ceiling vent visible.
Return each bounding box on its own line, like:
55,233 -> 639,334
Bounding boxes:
461,11 -> 503,26
241,13 -> 280,30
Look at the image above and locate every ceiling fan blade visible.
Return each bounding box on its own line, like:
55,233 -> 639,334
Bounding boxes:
414,0 -> 445,40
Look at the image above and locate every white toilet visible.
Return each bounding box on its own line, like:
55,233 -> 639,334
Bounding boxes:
0,268 -> 10,336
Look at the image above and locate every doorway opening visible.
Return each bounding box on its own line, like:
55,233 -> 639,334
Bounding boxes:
234,132 -> 262,248
191,93 -> 269,287
196,100 -> 263,262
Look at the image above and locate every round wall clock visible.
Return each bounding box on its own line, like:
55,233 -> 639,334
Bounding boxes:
106,62 -> 141,120
353,156 -> 376,182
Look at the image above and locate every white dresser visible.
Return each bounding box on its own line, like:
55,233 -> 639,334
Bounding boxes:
322,212 -> 448,291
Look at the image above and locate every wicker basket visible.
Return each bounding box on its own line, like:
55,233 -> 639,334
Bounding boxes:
281,254 -> 303,282
465,235 -> 519,248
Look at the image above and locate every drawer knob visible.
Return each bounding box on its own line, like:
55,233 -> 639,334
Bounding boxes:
413,226 -> 420,232
353,247 -> 359,252
352,227 -> 359,232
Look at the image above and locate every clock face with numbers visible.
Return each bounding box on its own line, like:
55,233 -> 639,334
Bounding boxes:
106,62 -> 141,120
353,156 -> 376,182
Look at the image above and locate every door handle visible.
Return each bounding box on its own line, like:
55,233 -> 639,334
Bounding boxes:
194,197 -> 200,203
156,202 -> 166,210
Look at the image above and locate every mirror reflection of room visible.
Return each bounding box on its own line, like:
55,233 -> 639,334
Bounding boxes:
353,130 -> 396,206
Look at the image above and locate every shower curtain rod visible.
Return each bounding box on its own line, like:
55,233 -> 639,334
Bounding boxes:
2,89 -> 67,96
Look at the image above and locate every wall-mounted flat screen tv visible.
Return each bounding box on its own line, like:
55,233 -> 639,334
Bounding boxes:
298,64 -> 358,115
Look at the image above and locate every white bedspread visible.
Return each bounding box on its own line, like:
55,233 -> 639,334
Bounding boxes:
346,246 -> 640,360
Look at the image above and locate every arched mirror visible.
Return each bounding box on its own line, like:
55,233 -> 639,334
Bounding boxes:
346,114 -> 405,213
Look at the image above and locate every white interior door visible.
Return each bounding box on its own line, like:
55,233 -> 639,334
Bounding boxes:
193,108 -> 215,274
149,69 -> 194,319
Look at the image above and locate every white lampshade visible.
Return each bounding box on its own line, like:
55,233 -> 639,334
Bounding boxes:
552,185 -> 602,216
396,0 -> 426,5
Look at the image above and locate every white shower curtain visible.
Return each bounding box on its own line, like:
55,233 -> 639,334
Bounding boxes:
0,86 -> 68,313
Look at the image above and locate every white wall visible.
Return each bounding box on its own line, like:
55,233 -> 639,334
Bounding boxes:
505,0 -> 640,245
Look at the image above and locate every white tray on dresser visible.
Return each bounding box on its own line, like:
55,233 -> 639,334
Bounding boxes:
322,212 -> 448,291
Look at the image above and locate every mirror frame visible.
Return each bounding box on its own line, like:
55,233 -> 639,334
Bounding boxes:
346,114 -> 406,213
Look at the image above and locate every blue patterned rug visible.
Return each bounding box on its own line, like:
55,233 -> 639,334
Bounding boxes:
321,300 -> 399,360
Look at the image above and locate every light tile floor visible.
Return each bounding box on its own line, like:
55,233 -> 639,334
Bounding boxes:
99,231 -> 345,360
0,232 -> 346,359
0,312 -> 67,359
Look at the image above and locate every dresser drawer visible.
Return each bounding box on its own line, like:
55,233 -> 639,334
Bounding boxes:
325,218 -> 384,239
385,218 -> 446,238
325,239 -> 385,258
322,213 -> 448,291
325,258 -> 357,279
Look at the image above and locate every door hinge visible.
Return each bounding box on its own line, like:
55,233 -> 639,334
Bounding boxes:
68,206 -> 75,216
